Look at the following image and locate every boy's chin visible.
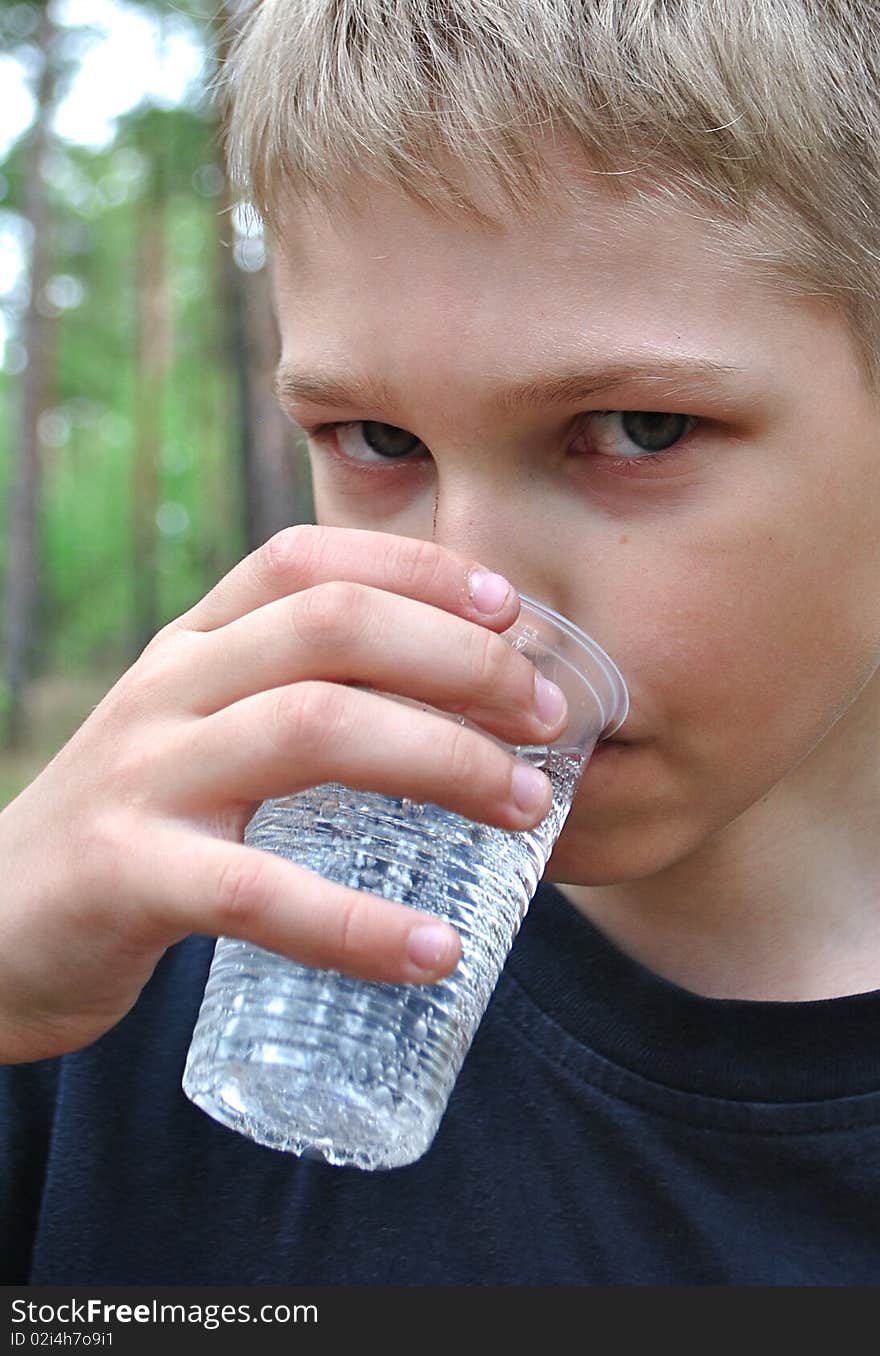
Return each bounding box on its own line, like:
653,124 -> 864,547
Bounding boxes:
545,810 -> 709,886
545,846 -> 676,888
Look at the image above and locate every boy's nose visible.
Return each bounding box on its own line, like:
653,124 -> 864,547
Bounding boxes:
427,472 -> 555,601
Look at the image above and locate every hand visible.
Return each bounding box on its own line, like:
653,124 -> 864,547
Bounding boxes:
0,526 -> 568,1063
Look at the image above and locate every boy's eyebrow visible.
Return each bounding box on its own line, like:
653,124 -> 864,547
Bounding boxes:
273,353 -> 748,416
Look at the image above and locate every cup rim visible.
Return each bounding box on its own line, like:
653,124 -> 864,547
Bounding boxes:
516,593 -> 630,739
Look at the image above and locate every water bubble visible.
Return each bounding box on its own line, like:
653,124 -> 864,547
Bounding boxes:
401,797 -> 426,818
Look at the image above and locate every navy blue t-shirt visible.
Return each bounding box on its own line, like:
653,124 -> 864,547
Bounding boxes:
4,881 -> 880,1285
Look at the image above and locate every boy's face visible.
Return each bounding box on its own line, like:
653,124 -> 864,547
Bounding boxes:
269,148 -> 880,886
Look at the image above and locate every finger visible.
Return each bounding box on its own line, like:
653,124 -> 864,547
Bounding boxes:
121,822 -> 463,986
175,682 -> 554,832
173,525 -> 519,634
179,583 -> 568,746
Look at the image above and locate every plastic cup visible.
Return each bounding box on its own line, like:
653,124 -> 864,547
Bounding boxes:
182,595 -> 628,1169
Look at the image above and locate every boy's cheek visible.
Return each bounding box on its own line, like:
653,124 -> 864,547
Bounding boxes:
592,546 -> 847,784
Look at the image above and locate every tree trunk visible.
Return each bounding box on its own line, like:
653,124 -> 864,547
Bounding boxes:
214,173 -> 258,553
241,255 -> 313,547
1,0 -> 57,749
210,0 -> 314,555
131,156 -> 170,657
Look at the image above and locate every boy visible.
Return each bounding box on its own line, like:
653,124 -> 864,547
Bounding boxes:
2,0 -> 880,1284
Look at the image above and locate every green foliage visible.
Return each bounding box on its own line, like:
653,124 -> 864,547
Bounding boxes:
1,0 -> 252,722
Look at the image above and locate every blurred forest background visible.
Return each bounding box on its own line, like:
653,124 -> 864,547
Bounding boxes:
0,0 -> 314,806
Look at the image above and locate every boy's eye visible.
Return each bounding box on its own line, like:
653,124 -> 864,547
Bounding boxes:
335,421 -> 423,462
587,410 -> 698,459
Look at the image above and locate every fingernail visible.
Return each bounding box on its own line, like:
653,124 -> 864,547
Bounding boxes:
512,763 -> 552,814
468,569 -> 513,615
534,674 -> 567,728
406,921 -> 459,974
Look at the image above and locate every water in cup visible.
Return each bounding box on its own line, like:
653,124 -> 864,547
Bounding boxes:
182,597 -> 628,1169
184,744 -> 583,1169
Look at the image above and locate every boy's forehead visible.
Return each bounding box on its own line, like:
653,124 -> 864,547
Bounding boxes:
267,140 -> 871,411
270,172 -> 772,378
269,139 -> 775,323
273,183 -> 735,317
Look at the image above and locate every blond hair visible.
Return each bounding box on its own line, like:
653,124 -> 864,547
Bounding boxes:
217,0 -> 880,385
